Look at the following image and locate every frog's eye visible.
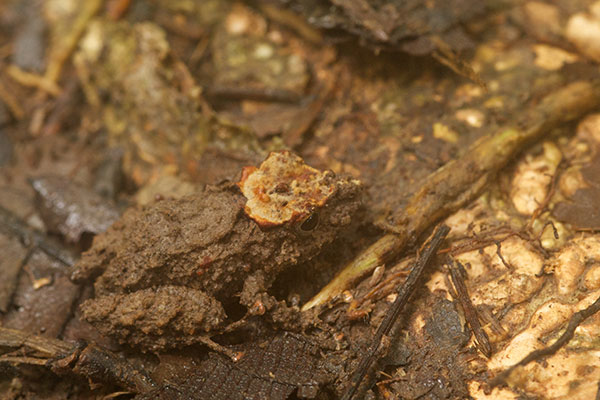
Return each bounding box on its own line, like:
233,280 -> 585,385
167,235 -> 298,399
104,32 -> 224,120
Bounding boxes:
299,212 -> 319,232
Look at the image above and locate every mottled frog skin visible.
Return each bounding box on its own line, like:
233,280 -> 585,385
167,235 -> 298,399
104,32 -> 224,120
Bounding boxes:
72,163 -> 362,352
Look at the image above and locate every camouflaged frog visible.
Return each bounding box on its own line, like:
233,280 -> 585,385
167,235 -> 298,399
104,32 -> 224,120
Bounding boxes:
72,151 -> 362,352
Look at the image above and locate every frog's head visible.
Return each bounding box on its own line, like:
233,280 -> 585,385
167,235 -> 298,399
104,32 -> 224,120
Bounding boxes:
237,150 -> 363,245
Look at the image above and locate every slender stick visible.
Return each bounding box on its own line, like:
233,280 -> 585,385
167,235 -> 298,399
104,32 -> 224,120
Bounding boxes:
490,294 -> 600,388
44,0 -> 103,84
448,259 -> 491,358
341,224 -> 450,400
0,327 -> 155,393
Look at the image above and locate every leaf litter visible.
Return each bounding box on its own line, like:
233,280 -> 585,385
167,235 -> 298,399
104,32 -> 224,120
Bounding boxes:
2,0 -> 600,399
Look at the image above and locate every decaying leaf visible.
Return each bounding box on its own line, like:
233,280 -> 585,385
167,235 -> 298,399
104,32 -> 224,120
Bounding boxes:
31,175 -> 120,242
277,0 -> 496,54
136,332 -> 327,400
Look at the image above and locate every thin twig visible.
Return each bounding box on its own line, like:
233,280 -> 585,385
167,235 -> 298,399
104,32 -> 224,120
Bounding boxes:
256,2 -> 323,44
204,85 -> 302,103
0,327 -> 73,357
0,327 -> 155,394
0,356 -> 49,365
7,64 -> 61,96
489,294 -> 600,387
44,0 -> 102,84
528,161 -> 564,230
495,240 -> 511,269
448,259 -> 492,358
341,224 -> 450,400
